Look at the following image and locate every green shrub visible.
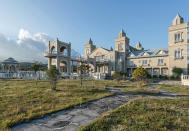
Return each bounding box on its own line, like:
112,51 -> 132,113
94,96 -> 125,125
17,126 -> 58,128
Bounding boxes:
172,67 -> 183,78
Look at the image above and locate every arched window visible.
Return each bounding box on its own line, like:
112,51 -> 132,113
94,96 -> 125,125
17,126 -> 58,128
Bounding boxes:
51,46 -> 56,53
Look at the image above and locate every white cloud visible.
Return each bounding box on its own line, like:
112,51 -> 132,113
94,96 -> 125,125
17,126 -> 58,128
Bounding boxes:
0,29 -> 81,63
0,29 -> 53,63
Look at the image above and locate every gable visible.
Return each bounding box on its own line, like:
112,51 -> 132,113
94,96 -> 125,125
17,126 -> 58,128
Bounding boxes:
141,52 -> 149,56
129,52 -> 135,57
89,47 -> 110,57
157,50 -> 166,55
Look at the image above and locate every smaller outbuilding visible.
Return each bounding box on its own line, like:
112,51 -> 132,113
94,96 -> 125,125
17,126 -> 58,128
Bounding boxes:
0,57 -> 20,73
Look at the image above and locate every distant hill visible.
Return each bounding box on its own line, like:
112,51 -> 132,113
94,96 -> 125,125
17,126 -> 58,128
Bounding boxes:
71,49 -> 81,58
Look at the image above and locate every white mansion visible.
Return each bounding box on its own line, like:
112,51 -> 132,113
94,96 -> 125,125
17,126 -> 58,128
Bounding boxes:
45,14 -> 189,78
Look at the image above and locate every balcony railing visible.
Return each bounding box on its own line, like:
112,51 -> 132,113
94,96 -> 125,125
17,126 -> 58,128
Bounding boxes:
44,51 -> 57,57
157,63 -> 166,66
95,59 -> 109,63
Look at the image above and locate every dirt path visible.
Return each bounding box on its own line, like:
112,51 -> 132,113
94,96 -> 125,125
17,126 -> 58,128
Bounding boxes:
12,86 -> 187,131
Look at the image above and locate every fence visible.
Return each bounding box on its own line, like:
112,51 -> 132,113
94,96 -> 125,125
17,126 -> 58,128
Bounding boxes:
181,74 -> 189,86
0,71 -> 107,80
0,71 -> 47,79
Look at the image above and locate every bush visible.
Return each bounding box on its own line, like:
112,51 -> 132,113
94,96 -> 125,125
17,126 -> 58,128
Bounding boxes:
172,67 -> 183,78
132,66 -> 147,81
112,71 -> 122,81
170,75 -> 175,80
46,66 -> 60,90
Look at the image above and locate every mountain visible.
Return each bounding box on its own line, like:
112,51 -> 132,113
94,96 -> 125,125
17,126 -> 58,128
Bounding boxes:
71,49 -> 81,58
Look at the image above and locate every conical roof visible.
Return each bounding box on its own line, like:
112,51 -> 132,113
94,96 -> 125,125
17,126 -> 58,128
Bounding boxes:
88,38 -> 93,44
172,13 -> 184,25
119,29 -> 126,37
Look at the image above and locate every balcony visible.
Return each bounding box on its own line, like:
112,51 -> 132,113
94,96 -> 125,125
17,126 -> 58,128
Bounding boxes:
95,59 -> 109,63
141,64 -> 151,67
44,51 -> 57,57
128,64 -> 137,67
157,63 -> 166,66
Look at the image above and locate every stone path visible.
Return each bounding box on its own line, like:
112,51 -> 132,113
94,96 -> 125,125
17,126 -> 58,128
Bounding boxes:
12,86 -> 188,131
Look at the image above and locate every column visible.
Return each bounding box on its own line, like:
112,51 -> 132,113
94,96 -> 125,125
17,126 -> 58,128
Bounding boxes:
131,68 -> 133,75
48,58 -> 51,69
152,68 -> 153,78
71,60 -> 74,73
94,61 -> 96,73
14,65 -> 17,72
160,68 -> 162,76
67,59 -> 71,75
104,63 -> 105,73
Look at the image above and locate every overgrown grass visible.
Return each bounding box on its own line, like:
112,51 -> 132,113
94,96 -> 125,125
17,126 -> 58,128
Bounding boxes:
157,84 -> 189,95
80,97 -> 189,131
122,87 -> 159,95
0,79 -> 113,130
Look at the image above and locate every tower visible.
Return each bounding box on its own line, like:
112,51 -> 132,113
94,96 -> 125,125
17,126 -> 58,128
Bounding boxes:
114,29 -> 130,73
84,38 -> 96,58
136,42 -> 143,50
168,14 -> 188,75
115,29 -> 130,53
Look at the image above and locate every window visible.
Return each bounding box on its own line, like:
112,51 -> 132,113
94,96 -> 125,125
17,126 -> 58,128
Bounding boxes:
86,49 -> 89,55
129,61 -> 134,66
104,55 -> 107,60
175,32 -> 183,42
158,59 -> 164,65
110,55 -> 113,60
142,60 -> 147,65
175,49 -> 183,59
95,56 -> 101,61
118,43 -> 122,50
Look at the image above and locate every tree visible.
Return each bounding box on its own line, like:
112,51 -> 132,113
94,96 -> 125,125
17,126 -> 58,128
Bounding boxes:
31,63 -> 41,79
46,66 -> 60,90
172,67 -> 183,78
132,66 -> 147,88
77,63 -> 91,87
31,63 -> 40,73
112,71 -> 122,82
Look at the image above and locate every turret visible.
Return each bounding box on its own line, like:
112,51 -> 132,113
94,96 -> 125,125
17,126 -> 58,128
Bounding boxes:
84,38 -> 96,58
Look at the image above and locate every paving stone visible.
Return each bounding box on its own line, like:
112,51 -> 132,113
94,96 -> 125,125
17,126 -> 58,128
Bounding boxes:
12,86 -> 188,131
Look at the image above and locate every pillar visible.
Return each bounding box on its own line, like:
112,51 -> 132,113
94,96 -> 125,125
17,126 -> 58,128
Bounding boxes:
160,68 -> 162,76
94,61 -> 96,72
71,60 -> 74,73
131,68 -> 133,75
152,68 -> 153,78
104,63 -> 105,73
48,58 -> 51,69
67,59 -> 71,75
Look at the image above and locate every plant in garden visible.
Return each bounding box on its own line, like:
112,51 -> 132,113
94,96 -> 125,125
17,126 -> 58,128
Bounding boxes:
132,66 -> 147,88
46,66 -> 60,90
172,67 -> 183,78
112,71 -> 122,82
77,63 -> 91,87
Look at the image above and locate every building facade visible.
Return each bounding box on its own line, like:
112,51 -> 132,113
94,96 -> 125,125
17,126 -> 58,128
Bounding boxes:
45,14 -> 189,77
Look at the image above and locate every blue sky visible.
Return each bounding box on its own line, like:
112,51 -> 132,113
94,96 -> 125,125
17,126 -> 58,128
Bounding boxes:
0,0 -> 189,62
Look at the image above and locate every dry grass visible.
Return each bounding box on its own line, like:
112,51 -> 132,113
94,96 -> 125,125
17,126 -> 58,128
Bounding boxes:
80,97 -> 189,131
157,84 -> 189,95
0,79 -> 113,130
122,87 -> 159,95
